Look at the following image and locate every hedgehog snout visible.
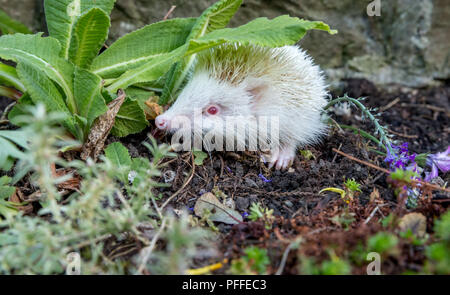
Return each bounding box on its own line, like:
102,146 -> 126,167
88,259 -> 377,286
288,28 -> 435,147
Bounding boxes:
155,115 -> 169,130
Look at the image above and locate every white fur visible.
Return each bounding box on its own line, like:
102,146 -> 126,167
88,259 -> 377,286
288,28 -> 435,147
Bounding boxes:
158,44 -> 328,168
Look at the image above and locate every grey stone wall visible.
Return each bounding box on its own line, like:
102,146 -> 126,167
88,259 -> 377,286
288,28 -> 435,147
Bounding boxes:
1,0 -> 449,90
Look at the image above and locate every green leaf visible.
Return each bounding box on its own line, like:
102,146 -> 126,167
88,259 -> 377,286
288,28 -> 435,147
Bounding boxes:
0,62 -> 26,92
0,130 -> 28,149
8,93 -> 34,127
0,200 -> 18,220
159,62 -> 183,104
126,87 -> 154,103
193,150 -> 208,166
0,33 -> 76,113
73,67 -> 108,137
187,16 -> 337,53
160,0 -> 242,104
0,9 -> 31,35
107,45 -> 186,94
0,179 -> 19,218
69,8 -> 110,69
0,176 -> 11,186
91,17 -> 196,79
111,98 -> 148,137
16,63 -> 77,137
0,186 -> 15,199
0,130 -> 28,171
108,16 -> 336,93
104,142 -> 131,182
44,0 -> 116,59
16,63 -> 69,114
188,0 -> 242,39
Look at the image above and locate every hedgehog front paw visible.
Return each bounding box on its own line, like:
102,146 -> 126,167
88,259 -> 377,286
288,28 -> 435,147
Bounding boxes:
262,147 -> 296,170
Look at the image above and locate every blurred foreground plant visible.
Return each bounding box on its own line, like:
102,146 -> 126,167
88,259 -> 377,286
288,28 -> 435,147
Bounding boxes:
0,105 -> 212,274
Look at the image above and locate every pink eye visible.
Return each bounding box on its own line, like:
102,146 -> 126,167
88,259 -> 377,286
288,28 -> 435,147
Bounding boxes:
207,106 -> 219,115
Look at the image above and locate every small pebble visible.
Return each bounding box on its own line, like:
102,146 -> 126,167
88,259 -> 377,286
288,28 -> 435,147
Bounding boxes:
128,170 -> 137,184
163,170 -> 176,183
235,197 -> 250,210
284,200 -> 294,208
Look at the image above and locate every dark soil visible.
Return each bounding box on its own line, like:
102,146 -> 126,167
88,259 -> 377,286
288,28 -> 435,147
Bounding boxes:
120,79 -> 449,274
1,78 -> 449,274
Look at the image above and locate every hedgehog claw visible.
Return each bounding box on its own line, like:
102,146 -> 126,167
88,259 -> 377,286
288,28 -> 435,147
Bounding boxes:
265,147 -> 295,170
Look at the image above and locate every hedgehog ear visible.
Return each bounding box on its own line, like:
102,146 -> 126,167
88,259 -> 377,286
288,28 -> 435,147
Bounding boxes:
246,80 -> 268,101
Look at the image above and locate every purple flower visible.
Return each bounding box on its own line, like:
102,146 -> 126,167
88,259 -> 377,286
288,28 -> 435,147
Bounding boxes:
385,142 -> 421,207
384,143 -> 417,171
242,212 -> 249,218
425,146 -> 450,182
258,173 -> 272,183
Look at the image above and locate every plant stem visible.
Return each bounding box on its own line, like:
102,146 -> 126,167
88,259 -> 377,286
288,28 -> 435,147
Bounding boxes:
339,124 -> 384,150
0,86 -> 22,100
325,95 -> 393,154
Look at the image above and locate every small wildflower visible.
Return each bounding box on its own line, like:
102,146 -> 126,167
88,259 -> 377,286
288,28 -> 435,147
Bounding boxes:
384,142 -> 421,207
226,166 -> 232,173
163,170 -> 176,183
258,173 -> 272,183
384,143 -> 417,170
425,146 -> 450,182
242,212 -> 249,218
128,170 -> 137,184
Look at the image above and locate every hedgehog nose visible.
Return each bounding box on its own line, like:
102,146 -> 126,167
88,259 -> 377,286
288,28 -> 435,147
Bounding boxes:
155,115 -> 168,130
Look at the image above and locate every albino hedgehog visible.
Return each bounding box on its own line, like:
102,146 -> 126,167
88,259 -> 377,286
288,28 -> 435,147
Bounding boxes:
155,43 -> 328,170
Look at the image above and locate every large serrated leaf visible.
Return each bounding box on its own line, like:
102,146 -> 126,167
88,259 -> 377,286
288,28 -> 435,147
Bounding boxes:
111,98 -> 148,137
187,16 -> 337,53
91,17 -> 196,79
0,9 -> 31,35
108,16 -> 336,93
73,67 -> 108,138
107,45 -> 186,93
0,62 -> 26,92
0,33 -> 76,113
8,93 -> 33,127
16,63 -> 77,137
187,0 -> 242,39
16,63 -> 70,116
69,8 -> 110,69
44,0 -> 116,59
160,0 -> 243,104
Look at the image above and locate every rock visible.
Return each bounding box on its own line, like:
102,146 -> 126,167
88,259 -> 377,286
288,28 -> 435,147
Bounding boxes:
0,0 -> 41,32
284,200 -> 294,208
235,197 -> 249,211
398,212 -> 427,238
3,0 -> 448,90
194,192 -> 243,225
111,0 -> 450,90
